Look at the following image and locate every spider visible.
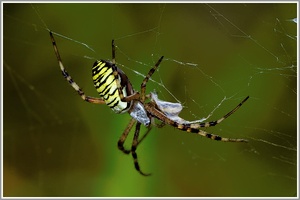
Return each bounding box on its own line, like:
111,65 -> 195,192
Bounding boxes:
50,31 -> 249,176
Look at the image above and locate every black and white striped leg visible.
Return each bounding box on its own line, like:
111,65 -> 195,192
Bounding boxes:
50,31 -> 105,104
140,56 -> 164,102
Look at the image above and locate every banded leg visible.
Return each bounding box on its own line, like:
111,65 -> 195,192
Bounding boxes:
177,120 -> 248,142
112,39 -> 116,64
131,122 -> 151,176
111,40 -> 140,102
144,97 -> 249,142
111,39 -> 163,95
50,31 -> 105,104
135,125 -> 153,148
111,39 -> 127,102
118,118 -> 136,154
196,129 -> 247,142
140,56 -> 164,102
118,118 -> 153,154
185,96 -> 249,129
177,96 -> 249,142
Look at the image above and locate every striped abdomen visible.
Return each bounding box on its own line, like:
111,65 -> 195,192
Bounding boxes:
92,60 -> 133,114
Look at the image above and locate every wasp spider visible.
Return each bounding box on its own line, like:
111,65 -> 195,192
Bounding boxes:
50,31 -> 249,176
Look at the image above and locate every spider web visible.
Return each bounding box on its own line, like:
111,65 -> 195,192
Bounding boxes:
2,3 -> 297,197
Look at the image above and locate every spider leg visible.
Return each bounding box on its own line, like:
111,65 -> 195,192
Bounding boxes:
118,118 -> 136,154
189,96 -> 249,129
135,124 -> 153,147
118,119 -> 153,175
112,39 -> 116,64
177,117 -> 248,142
110,40 -> 140,103
140,56 -> 164,102
131,122 -> 151,176
50,31 -> 105,104
144,96 -> 249,142
151,118 -> 166,128
194,129 -> 247,142
118,118 -> 153,154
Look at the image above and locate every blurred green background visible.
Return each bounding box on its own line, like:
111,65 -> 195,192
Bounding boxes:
3,3 -> 297,197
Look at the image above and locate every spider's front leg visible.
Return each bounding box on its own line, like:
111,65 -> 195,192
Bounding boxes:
49,31 -> 105,105
186,96 -> 250,129
140,56 -> 164,102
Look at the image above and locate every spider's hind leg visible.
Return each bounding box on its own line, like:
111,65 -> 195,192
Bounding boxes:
131,122 -> 151,176
118,119 -> 152,176
118,118 -> 153,155
118,118 -> 136,154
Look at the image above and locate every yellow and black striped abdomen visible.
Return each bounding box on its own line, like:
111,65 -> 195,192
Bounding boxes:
92,60 -> 131,114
